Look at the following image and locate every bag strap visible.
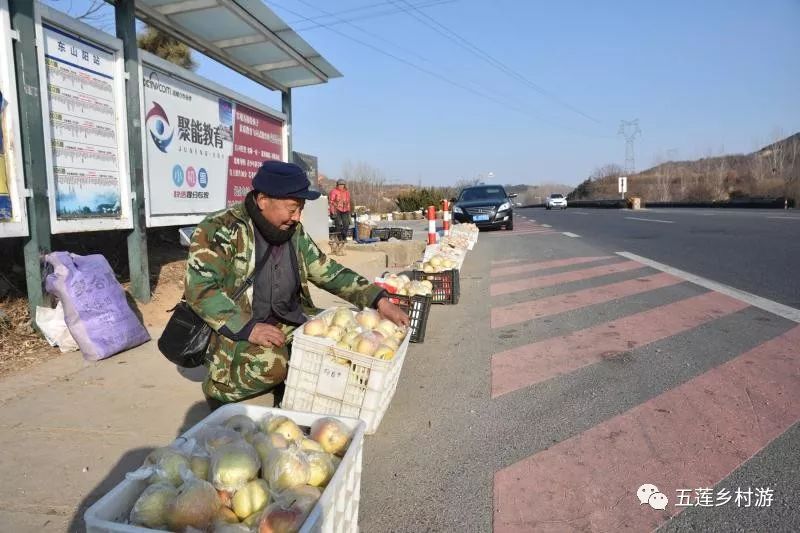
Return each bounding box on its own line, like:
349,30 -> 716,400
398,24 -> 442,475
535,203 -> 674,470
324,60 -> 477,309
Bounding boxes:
230,247 -> 271,302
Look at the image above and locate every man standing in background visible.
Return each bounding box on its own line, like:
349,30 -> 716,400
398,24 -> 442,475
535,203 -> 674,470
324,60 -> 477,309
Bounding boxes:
329,178 -> 351,241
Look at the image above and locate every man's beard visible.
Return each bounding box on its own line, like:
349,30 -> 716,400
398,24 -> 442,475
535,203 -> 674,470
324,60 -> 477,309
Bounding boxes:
245,192 -> 296,245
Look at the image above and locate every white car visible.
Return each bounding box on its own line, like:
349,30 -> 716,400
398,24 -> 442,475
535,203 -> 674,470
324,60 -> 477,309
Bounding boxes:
546,193 -> 567,210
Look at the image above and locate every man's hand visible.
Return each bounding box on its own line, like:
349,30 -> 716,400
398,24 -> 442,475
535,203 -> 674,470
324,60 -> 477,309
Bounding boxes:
248,323 -> 286,348
376,297 -> 410,327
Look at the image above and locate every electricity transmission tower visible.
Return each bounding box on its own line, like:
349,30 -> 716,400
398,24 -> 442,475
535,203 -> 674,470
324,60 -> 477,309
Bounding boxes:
618,120 -> 642,174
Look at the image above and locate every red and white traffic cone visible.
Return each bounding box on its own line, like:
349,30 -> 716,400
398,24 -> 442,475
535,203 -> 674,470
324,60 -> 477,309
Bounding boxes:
427,205 -> 437,244
442,199 -> 451,236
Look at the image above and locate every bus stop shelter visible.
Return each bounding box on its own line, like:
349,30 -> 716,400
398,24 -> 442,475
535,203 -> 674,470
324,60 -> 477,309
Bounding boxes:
7,0 -> 341,313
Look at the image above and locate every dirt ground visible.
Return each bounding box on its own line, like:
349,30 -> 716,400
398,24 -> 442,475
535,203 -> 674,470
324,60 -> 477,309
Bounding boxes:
0,229 -> 188,379
0,228 -> 344,379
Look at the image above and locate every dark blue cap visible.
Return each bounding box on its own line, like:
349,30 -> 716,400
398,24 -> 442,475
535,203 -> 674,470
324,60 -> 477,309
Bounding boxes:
252,160 -> 321,200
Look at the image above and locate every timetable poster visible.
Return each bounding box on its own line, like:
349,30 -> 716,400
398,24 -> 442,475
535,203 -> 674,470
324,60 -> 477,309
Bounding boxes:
42,24 -> 122,219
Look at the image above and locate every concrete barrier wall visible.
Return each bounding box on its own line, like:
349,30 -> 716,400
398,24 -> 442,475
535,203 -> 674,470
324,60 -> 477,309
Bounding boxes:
301,195 -> 330,244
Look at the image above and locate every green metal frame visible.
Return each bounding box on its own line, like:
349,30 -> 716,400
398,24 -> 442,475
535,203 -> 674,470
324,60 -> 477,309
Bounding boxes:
115,0 -> 151,302
10,0 -> 51,318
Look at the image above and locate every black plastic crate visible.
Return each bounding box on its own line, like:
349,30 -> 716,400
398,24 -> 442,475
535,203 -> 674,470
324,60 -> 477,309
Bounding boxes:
371,227 -> 390,241
411,269 -> 460,304
387,293 -> 432,343
388,227 -> 414,240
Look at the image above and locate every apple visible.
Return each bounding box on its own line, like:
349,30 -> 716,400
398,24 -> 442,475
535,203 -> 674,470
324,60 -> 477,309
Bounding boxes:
277,485 -> 321,517
265,448 -> 310,491
355,334 -> 378,356
374,345 -> 395,360
355,308 -> 380,329
217,489 -> 233,509
324,325 -> 345,341
167,478 -> 221,531
252,432 -> 289,466
232,478 -> 271,519
150,449 -> 190,487
129,483 -> 177,529
341,330 -> 360,348
257,504 -> 305,533
215,506 -> 240,525
302,318 -> 326,336
331,308 -> 354,327
299,438 -> 324,453
223,414 -> 257,437
306,452 -> 335,487
382,336 -> 400,350
309,418 -> 351,456
270,418 -> 303,443
189,455 -> 210,481
376,319 -> 397,338
210,442 -> 260,492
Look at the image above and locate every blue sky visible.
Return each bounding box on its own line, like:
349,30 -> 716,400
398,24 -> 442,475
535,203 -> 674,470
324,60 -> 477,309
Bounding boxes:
43,0 -> 800,186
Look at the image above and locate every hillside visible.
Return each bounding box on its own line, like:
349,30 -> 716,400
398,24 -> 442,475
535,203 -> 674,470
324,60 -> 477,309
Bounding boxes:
571,132 -> 800,202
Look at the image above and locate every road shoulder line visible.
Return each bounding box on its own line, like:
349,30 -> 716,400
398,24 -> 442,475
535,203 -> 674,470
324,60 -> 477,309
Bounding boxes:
617,251 -> 800,323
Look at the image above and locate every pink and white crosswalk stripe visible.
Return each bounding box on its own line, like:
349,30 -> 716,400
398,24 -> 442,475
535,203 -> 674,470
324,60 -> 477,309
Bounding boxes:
488,254 -> 800,531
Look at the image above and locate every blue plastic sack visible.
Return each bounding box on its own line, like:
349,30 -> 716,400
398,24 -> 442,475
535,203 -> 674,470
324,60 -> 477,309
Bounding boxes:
44,252 -> 150,361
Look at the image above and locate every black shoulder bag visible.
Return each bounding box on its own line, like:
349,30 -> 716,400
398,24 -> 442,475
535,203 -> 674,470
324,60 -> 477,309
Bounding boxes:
157,252 -> 270,368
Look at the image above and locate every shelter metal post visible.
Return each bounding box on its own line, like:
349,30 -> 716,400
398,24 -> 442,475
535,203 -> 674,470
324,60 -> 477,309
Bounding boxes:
115,0 -> 151,302
282,88 -> 292,162
10,0 -> 52,318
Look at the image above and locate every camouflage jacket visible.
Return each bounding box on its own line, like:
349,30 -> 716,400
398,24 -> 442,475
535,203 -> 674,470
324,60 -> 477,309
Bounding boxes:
184,202 -> 383,336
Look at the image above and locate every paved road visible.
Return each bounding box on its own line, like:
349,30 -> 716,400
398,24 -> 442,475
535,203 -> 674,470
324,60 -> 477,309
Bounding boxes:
359,213 -> 800,532
517,207 -> 800,308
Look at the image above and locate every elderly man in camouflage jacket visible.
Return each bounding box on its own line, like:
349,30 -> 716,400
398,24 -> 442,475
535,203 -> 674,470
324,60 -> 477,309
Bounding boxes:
185,161 -> 408,406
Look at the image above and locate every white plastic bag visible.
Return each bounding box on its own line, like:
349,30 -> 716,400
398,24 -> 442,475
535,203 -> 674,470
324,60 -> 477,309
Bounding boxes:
35,302 -> 79,352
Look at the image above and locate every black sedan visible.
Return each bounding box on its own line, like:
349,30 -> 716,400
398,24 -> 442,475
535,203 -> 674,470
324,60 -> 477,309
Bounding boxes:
452,185 -> 516,230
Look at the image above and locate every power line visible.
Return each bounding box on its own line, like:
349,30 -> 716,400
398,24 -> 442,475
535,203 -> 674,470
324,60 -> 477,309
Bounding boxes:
273,1 -> 536,115
390,0 -> 604,126
286,0 -> 529,110
291,0 -> 457,31
270,1 -> 613,138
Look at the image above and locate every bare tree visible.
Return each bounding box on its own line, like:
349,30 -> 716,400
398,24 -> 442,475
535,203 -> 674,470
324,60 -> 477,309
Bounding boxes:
763,128 -> 787,185
664,148 -> 679,201
713,156 -> 728,200
702,146 -> 728,200
785,136 -> 800,200
651,153 -> 671,202
44,1 -> 113,29
339,161 -> 391,212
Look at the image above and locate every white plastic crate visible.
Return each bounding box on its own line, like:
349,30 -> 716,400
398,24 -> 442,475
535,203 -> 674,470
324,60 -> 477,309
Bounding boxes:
84,404 -> 365,533
283,310 -> 411,434
422,244 -> 467,270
